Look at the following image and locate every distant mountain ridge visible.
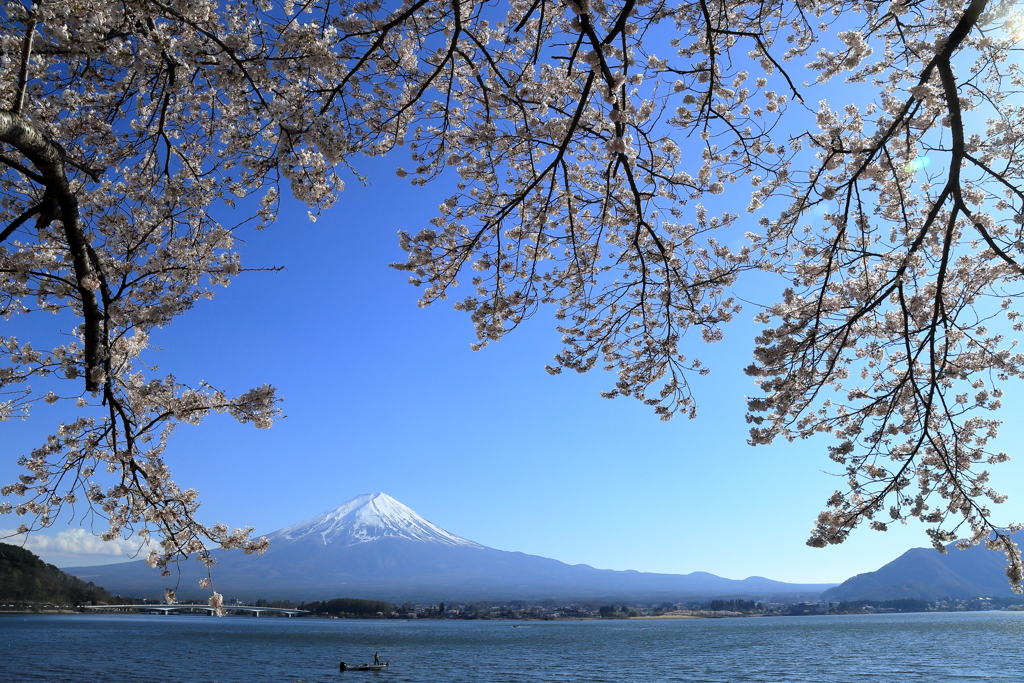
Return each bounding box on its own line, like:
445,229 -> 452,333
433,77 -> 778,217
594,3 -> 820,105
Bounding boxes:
822,533 -> 1024,601
65,493 -> 835,602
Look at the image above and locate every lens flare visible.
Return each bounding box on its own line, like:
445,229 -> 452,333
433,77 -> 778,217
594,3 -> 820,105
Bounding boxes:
904,156 -> 931,174
1007,4 -> 1024,43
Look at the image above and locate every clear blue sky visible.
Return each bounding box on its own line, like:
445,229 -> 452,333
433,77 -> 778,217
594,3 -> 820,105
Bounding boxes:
5,151 -> 1024,585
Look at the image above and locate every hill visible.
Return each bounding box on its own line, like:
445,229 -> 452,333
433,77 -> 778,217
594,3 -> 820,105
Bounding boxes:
0,542 -> 119,605
822,535 -> 1023,601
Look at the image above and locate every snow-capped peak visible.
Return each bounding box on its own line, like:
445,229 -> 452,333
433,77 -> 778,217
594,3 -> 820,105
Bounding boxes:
267,493 -> 482,548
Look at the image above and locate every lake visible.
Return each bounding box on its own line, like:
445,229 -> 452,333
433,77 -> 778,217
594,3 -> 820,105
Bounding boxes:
3,611 -> 1022,682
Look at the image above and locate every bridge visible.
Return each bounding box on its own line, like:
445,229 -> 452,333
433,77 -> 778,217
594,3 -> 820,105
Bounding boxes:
81,604 -> 309,617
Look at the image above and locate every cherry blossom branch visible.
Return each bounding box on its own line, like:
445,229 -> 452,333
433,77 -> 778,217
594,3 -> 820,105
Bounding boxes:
0,111 -> 104,392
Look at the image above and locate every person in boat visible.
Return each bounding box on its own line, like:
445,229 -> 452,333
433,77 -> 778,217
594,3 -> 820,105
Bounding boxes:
374,652 -> 380,666
339,662 -> 346,671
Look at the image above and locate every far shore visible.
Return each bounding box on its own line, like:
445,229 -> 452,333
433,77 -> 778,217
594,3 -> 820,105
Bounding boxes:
2,609 -> 719,620
0,610 -> 951,623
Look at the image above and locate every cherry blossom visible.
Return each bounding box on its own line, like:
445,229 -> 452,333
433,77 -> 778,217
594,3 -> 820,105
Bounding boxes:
2,0 -> 1023,596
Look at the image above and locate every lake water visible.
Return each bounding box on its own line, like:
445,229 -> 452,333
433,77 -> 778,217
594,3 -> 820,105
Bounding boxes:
3,611 -> 1023,682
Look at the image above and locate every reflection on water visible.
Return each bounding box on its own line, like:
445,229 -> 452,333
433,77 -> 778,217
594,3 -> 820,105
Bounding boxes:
4,610 -> 1023,682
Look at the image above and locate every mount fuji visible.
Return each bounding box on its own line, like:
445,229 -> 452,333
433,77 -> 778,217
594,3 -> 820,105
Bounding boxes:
64,493 -> 834,602
267,493 -> 482,549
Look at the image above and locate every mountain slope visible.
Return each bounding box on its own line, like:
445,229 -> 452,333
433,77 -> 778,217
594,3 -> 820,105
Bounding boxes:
822,535 -> 1021,601
64,493 -> 834,602
0,542 -> 119,605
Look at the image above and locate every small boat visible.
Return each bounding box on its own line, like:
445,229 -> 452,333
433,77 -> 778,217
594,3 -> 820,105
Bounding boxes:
340,662 -> 388,672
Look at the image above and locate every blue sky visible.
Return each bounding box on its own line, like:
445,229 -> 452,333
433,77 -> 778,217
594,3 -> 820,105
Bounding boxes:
5,148 -> 1024,585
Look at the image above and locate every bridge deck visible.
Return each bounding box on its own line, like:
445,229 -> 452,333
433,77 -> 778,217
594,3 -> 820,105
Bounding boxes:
81,604 -> 309,616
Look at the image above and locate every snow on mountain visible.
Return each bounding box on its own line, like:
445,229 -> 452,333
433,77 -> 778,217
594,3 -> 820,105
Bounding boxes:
267,492 -> 483,548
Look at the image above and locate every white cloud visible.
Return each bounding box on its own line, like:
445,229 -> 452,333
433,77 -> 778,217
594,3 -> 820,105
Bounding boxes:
1,528 -> 150,557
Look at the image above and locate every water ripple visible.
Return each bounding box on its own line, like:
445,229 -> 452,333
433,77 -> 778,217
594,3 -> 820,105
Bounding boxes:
3,611 -> 1022,682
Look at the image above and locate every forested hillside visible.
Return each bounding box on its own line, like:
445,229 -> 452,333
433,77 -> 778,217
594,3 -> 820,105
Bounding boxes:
0,543 -> 118,605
